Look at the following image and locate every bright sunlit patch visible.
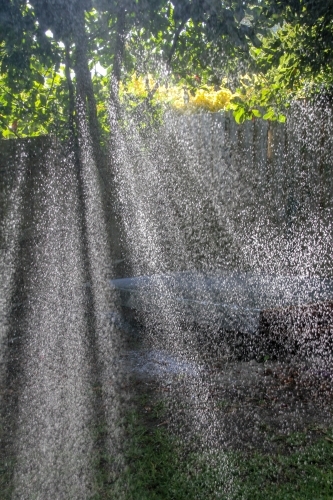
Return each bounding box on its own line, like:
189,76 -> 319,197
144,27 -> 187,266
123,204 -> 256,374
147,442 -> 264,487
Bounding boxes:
93,62 -> 107,76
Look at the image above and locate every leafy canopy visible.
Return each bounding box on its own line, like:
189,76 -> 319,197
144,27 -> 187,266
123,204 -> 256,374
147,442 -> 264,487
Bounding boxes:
0,0 -> 332,137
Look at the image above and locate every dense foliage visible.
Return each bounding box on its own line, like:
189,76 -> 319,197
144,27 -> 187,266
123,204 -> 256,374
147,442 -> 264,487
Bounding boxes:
0,0 -> 332,139
230,0 -> 333,122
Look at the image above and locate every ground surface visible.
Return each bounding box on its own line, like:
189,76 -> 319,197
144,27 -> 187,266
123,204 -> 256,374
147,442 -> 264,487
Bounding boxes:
102,328 -> 333,499
124,334 -> 333,455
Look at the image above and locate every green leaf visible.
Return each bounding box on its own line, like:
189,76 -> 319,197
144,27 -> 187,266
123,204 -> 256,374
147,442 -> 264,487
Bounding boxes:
263,109 -> 276,120
234,107 -> 246,124
251,109 -> 261,118
277,114 -> 286,123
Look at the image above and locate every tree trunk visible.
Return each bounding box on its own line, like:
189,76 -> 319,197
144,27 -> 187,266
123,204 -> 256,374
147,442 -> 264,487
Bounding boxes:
109,6 -> 126,122
72,7 -> 103,166
64,42 -> 77,143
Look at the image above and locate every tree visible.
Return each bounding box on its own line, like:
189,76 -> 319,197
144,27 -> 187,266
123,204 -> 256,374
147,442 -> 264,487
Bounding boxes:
223,0 -> 333,123
0,0 -> 63,137
116,0 -> 268,88
258,0 -> 333,86
0,0 -> 296,139
28,0 -> 103,161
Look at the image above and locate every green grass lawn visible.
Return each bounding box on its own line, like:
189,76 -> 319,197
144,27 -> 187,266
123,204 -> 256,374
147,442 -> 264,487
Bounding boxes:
95,395 -> 333,500
234,437 -> 333,499
2,389 -> 332,499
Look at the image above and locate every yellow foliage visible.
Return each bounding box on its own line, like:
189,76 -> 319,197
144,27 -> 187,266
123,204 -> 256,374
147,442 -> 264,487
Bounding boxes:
121,74 -> 233,113
189,87 -> 232,112
121,74 -> 149,99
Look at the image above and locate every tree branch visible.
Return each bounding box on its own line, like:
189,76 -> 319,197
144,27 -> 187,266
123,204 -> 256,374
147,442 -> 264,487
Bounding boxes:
64,42 -> 76,141
111,7 -> 126,92
0,116 -> 20,138
167,20 -> 186,66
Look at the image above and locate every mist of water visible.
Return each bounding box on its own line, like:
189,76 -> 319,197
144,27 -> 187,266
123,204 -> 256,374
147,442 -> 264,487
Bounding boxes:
1,90 -> 332,498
